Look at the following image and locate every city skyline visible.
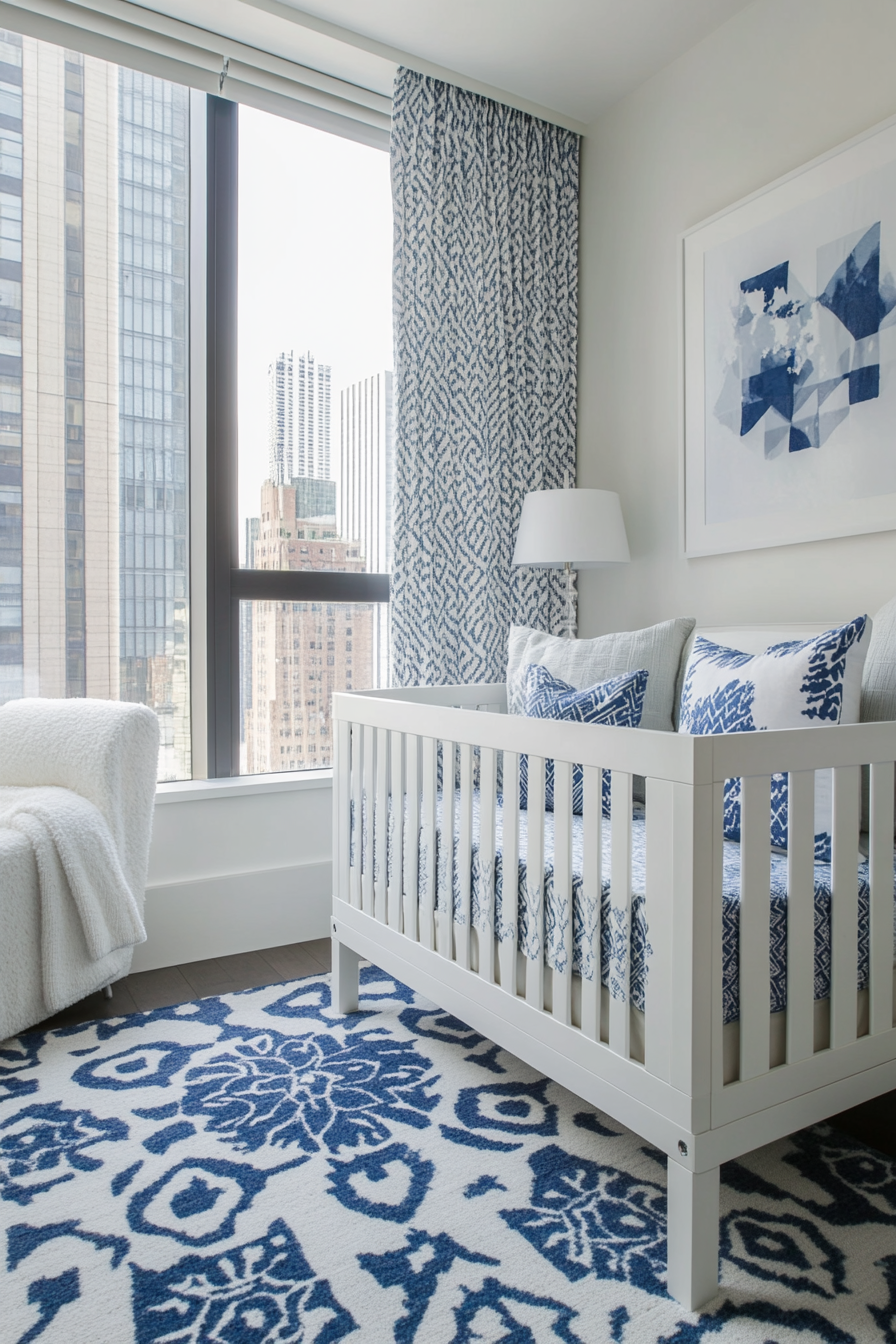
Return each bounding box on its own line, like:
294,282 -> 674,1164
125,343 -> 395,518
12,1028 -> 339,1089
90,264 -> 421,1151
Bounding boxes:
239,359 -> 394,766
236,107 -> 391,538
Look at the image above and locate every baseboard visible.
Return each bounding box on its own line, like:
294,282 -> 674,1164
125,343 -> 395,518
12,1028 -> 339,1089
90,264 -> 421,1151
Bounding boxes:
131,860 -> 332,972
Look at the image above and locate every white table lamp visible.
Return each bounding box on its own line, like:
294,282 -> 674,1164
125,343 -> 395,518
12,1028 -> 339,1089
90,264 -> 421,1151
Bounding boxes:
512,487 -> 630,638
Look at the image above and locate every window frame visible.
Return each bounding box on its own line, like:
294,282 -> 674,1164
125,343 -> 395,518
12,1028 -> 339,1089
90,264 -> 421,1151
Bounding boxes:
203,95 -> 391,780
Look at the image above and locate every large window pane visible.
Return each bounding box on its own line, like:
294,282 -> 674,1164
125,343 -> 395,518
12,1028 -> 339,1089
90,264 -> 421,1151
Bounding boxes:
0,30 -> 190,781
237,106 -> 392,775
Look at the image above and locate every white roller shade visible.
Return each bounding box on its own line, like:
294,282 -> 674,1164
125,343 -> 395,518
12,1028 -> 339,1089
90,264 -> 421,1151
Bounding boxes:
0,0 -> 392,148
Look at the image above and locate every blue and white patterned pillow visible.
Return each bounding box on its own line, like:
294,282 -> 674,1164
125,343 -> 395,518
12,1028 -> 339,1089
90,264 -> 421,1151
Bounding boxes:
678,616 -> 872,861
519,663 -> 648,815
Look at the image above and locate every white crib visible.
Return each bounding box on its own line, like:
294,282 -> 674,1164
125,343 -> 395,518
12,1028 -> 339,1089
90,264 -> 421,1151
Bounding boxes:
329,674 -> 896,1311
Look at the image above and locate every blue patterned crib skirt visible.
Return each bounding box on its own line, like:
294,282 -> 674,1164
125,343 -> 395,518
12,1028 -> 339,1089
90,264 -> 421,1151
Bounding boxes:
351,793 -> 896,1026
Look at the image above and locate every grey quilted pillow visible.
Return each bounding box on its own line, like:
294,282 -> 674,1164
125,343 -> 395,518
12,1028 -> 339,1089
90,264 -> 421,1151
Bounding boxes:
506,617 -> 696,733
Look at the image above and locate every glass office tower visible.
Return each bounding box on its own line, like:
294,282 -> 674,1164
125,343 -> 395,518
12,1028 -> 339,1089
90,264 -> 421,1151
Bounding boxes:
118,69 -> 190,779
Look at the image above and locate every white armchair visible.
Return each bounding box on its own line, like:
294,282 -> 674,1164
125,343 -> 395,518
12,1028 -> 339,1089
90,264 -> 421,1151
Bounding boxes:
0,698 -> 159,1039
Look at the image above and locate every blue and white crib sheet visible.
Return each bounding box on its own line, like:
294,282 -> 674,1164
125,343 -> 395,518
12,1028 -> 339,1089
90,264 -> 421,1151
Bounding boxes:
350,793 -> 895,1026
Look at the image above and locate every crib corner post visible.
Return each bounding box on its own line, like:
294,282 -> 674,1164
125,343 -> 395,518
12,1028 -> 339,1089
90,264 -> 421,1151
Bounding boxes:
331,918 -> 360,1015
666,1158 -> 720,1312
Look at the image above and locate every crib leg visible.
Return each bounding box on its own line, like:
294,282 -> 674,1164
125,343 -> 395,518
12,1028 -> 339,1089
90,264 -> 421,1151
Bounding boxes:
102,984 -> 113,1000
666,1159 -> 720,1311
331,927 -> 360,1015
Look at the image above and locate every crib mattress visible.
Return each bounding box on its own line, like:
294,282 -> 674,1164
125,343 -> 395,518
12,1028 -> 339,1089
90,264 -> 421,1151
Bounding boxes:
356,792 -> 896,1025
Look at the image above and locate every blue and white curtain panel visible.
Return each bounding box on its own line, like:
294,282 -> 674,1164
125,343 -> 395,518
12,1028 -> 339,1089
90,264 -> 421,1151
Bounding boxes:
390,69 -> 579,686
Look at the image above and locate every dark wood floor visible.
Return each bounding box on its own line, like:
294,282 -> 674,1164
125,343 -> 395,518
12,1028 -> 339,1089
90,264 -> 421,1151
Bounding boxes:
29,938 -> 332,1033
24,938 -> 894,1160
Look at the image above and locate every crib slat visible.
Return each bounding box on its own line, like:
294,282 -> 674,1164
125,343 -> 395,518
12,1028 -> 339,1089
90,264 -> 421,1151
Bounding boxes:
362,725 -> 376,916
440,741 -> 456,960
457,743 -> 474,971
500,751 -> 520,998
645,777 -> 674,1081
869,761 -> 895,1035
785,771 -> 816,1064
404,735 -> 420,941
609,771 -> 633,1058
350,722 -> 363,910
374,728 -> 388,922
831,765 -> 860,1049
478,747 -> 497,985
580,765 -> 602,1043
709,779 -> 726,1097
739,774 -> 770,1081
388,731 -> 404,930
552,758 -> 573,1027
525,754 -> 546,1010
418,737 -> 435,949
334,718 -> 351,907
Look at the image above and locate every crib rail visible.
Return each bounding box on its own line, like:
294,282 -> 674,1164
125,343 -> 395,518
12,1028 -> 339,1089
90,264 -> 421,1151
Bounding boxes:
333,689 -> 896,1133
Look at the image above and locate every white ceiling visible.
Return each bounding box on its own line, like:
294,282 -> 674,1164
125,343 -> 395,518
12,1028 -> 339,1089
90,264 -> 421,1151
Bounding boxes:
125,0 -> 754,126
253,0 -> 755,123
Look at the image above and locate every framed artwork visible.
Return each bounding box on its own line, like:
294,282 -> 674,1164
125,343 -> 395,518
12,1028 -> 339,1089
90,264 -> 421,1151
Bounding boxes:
683,114 -> 896,556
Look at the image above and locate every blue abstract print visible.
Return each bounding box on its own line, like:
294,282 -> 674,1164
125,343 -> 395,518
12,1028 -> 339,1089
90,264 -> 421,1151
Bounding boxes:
4,973 -> 896,1342
390,69 -> 579,685
715,223 -> 896,455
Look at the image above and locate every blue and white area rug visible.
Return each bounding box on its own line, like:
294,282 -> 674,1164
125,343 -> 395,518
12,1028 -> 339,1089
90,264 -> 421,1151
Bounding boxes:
2,966 -> 896,1343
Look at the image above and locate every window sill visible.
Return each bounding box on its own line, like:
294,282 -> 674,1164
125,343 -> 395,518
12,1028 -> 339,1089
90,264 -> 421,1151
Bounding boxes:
155,769 -> 333,805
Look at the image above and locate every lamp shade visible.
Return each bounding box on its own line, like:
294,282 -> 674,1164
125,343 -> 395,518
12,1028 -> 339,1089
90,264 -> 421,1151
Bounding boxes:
512,488 -> 630,568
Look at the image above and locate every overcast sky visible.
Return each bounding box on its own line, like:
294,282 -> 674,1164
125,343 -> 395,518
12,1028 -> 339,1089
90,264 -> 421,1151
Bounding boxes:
237,107 -> 393,550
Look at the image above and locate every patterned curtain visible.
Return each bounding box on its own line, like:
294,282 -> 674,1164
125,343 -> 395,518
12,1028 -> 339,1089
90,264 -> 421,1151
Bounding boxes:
390,68 -> 579,687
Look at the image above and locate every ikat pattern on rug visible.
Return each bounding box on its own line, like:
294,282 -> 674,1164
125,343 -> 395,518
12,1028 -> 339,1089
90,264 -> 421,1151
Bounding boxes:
3,968 -> 896,1342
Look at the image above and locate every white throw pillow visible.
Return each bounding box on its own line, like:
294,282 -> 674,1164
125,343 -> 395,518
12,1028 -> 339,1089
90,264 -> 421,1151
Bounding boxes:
506,617 -> 695,733
678,617 -> 872,861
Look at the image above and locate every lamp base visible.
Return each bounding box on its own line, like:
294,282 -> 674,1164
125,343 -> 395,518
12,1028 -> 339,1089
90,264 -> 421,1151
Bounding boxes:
560,562 -> 577,640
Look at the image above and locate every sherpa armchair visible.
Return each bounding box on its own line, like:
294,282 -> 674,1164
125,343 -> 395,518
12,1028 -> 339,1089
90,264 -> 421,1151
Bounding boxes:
0,698 -> 159,1040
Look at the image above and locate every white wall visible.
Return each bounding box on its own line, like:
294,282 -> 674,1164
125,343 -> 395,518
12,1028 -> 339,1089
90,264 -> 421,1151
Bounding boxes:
576,0 -> 896,639
131,774 -> 332,972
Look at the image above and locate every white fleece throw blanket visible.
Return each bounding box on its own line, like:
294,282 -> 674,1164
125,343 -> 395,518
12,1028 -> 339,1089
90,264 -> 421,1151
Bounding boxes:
0,786 -> 146,1014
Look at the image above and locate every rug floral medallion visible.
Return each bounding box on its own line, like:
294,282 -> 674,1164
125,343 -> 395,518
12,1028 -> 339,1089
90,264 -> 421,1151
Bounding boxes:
1,966 -> 895,1343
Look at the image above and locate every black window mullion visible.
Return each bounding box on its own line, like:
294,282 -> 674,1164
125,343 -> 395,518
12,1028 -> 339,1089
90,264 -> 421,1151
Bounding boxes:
231,570 -> 389,603
206,95 -> 239,777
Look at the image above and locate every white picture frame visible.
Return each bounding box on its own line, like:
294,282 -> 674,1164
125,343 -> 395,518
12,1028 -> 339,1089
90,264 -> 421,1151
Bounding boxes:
683,113 -> 896,557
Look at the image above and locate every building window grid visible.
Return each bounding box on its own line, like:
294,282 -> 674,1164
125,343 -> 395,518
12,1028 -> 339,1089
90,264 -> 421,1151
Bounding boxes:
0,29 -> 21,705
63,51 -> 86,697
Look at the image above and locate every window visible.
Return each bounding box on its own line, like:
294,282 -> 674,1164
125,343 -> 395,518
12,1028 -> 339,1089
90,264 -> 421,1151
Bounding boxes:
236,106 -> 392,774
0,29 -> 191,781
0,23 -> 391,783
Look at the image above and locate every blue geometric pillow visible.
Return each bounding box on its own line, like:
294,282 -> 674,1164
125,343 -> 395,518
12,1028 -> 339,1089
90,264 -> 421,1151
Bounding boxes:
519,664 -> 648,816
678,616 -> 872,861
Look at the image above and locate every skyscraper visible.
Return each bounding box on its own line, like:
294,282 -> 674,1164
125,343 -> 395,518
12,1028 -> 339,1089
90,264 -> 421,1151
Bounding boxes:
2,35 -> 120,706
0,31 -> 23,705
117,69 -> 190,780
267,349 -> 332,486
295,349 -> 331,480
267,349 -> 293,485
338,370 -> 393,687
244,480 -> 372,773
0,32 -> 190,780
239,515 -> 259,759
